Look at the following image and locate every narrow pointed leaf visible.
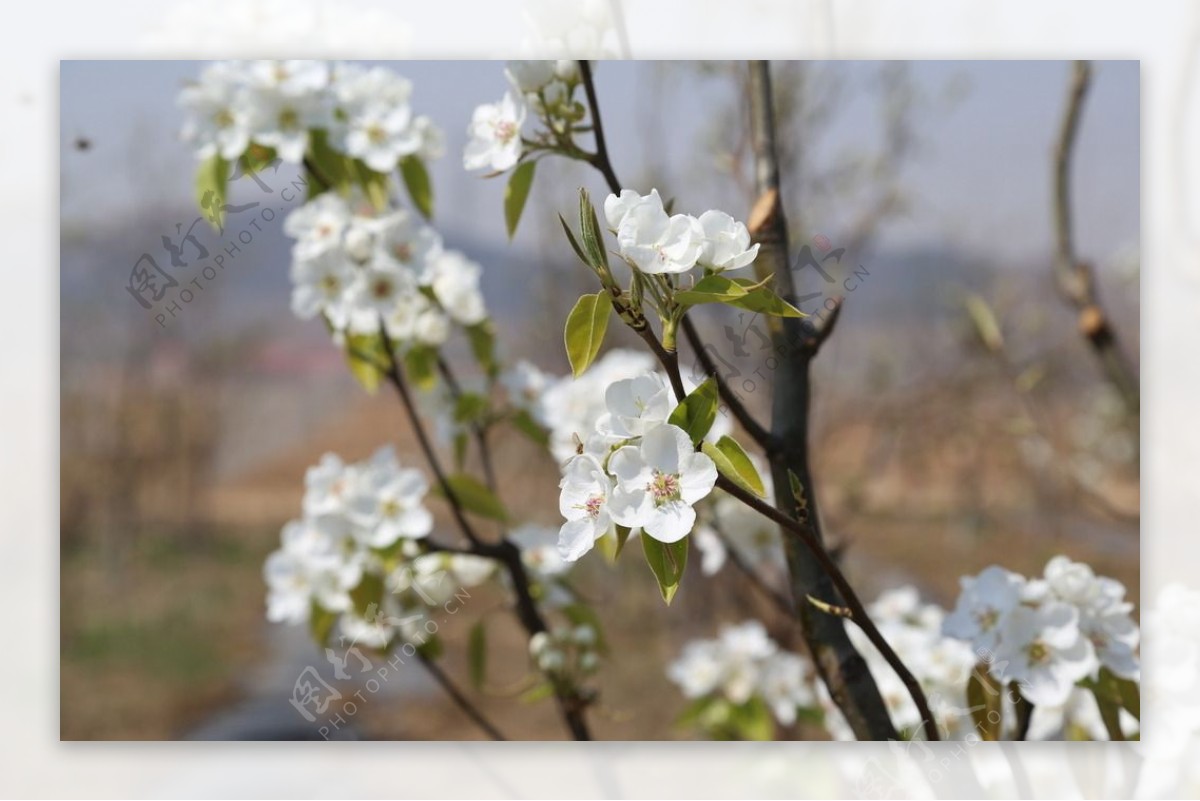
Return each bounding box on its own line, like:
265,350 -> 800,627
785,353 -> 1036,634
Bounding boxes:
400,154 -> 434,218
702,435 -> 765,497
440,473 -> 509,522
667,377 -> 718,444
196,153 -> 228,231
641,535 -> 688,604
504,160 -> 537,238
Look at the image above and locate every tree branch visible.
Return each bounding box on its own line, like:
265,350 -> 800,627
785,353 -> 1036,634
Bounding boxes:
746,59 -> 917,741
575,60 -> 778,453
680,315 -> 778,450
709,522 -> 794,617
578,60 -> 622,196
435,354 -> 498,493
375,324 -> 593,740
1052,61 -> 1139,416
417,653 -> 508,740
643,308 -> 938,741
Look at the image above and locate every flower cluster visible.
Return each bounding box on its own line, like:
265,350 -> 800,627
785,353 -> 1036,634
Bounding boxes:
262,447 -> 589,660
668,621 -> 816,729
605,188 -> 760,274
263,447 -> 493,648
816,587 -> 979,740
284,193 -> 487,344
504,349 -> 657,463
529,622 -> 601,682
180,60 -> 442,170
942,556 -> 1139,706
504,353 -> 735,561
464,60 -> 581,172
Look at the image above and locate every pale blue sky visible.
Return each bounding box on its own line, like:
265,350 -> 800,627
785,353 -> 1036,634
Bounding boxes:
60,60 -> 1138,264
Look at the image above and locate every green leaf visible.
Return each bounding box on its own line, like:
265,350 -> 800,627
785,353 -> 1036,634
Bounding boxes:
352,159 -> 391,212
504,160 -> 537,239
675,274 -> 803,318
614,525 -> 632,559
564,291 -> 613,377
641,535 -> 688,604
520,682 -> 555,704
558,214 -> 589,267
1082,666 -> 1139,735
468,619 -> 487,690
345,332 -> 387,394
239,144 -> 277,176
676,696 -> 720,730
452,431 -> 469,469
306,129 -> 352,196
400,154 -> 434,219
965,292 -> 1004,352
196,153 -> 229,231
511,408 -> 550,447
578,188 -> 608,272
454,392 -> 489,426
466,322 -> 499,378
787,470 -> 805,506
309,599 -> 338,647
404,345 -> 438,391
702,435 -> 765,497
667,377 -> 718,445
416,633 -> 443,660
731,696 -> 774,741
966,664 -> 1003,741
349,571 -> 385,618
440,473 -> 509,522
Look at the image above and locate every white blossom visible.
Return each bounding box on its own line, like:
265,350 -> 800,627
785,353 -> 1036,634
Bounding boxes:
695,209 -> 759,272
463,92 -> 526,172
608,424 -> 717,543
179,61 -> 252,161
991,601 -> 1097,707
427,250 -> 488,325
557,453 -> 616,561
942,565 -> 1026,653
615,192 -> 704,275
595,372 -> 674,440
506,60 -> 557,94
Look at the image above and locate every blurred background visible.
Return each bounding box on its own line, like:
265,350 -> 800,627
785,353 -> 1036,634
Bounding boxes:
59,60 -> 1138,740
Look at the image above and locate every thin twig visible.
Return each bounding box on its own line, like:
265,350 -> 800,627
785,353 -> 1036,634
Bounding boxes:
417,653 -> 508,740
435,354 -> 499,492
709,523 -> 794,617
680,315 -> 777,450
575,61 -> 777,452
747,60 -> 908,741
642,305 -> 940,741
375,324 -> 593,740
1052,61 -> 1139,416
578,61 -> 622,195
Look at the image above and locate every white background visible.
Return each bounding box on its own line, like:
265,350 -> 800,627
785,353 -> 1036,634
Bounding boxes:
4,0 -> 1194,796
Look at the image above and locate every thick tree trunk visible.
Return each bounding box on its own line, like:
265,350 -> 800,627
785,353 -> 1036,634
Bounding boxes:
747,60 -> 898,741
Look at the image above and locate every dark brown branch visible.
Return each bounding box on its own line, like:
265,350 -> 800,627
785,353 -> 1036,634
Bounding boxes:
709,522 -> 794,617
417,653 -> 508,740
435,354 -> 498,493
747,60 -> 914,741
645,313 -> 938,740
575,62 -> 778,453
680,315 -> 777,450
1052,61 -> 1139,415
376,325 -> 592,740
578,60 -> 622,195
